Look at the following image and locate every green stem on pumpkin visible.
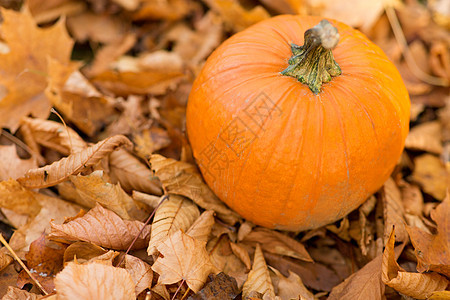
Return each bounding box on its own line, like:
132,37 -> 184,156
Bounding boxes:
281,19 -> 342,94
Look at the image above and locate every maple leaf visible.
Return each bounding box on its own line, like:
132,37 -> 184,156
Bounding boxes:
0,8 -> 73,131
151,230 -> 218,293
406,191 -> 450,277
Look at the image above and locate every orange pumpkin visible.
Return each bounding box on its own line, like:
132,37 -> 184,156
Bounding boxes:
186,15 -> 410,231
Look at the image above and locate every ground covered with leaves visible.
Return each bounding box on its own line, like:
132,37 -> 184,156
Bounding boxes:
0,0 -> 449,299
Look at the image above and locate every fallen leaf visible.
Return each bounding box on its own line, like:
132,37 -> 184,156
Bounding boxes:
109,148 -> 162,196
0,250 -> 13,272
0,265 -> 20,297
229,242 -> 251,270
132,191 -> 162,209
382,227 -> 449,299
189,272 -> 239,300
68,170 -> 147,221
133,0 -> 195,21
20,117 -> 87,155
49,204 -> 151,250
17,135 -> 132,188
124,254 -> 153,296
406,191 -> 450,277
242,244 -> 275,299
400,183 -> 424,216
0,145 -> 38,181
133,128 -> 171,159
46,58 -> 117,136
54,262 -> 136,300
328,255 -> 384,300
270,268 -> 314,300
150,154 -> 240,224
243,227 -> 313,262
17,235 -> 66,293
382,178 -> 408,244
412,154 -> 448,200
202,0 -> 270,32
186,210 -> 216,243
63,241 -> 108,264
0,7 -> 73,131
405,121 -> 443,154
1,286 -> 40,300
28,0 -> 86,24
0,179 -> 41,221
151,230 -> 218,293
428,291 -> 450,300
148,195 -> 199,255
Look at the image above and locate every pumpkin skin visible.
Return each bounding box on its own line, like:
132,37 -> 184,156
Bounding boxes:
186,15 -> 410,231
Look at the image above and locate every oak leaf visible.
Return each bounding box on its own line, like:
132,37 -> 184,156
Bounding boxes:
54,262 -> 136,300
49,204 -> 151,250
242,244 -> 275,299
17,135 -> 132,188
148,194 -> 199,255
381,227 -> 449,299
150,154 -> 239,224
406,191 -> 450,277
151,230 -> 218,293
0,7 -> 73,131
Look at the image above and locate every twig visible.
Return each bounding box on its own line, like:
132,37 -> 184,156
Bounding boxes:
172,279 -> 185,300
51,108 -> 74,154
384,5 -> 449,87
115,194 -> 169,267
0,234 -> 49,295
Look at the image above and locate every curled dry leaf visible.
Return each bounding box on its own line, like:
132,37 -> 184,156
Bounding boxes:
150,154 -> 240,224
270,268 -> 314,300
49,203 -> 151,250
229,242 -> 251,270
63,241 -> 108,264
2,286 -> 40,300
381,227 -> 449,299
54,262 -> 135,300
68,170 -> 147,221
17,135 -> 132,188
405,121 -> 443,155
0,145 -> 38,181
124,255 -> 153,296
406,192 -> 450,277
20,117 -> 87,155
132,191 -> 161,209
186,210 -> 215,243
242,244 -> 275,299
148,195 -> 199,255
328,255 -> 384,300
382,178 -> 408,245
109,148 -> 162,195
243,227 -> 313,262
0,8 -> 73,132
412,154 -> 448,201
151,230 -> 218,293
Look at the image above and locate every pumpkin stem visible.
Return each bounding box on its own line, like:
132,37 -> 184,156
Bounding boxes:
281,19 -> 341,94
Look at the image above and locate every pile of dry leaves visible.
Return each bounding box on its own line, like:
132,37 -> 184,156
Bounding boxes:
0,0 -> 448,299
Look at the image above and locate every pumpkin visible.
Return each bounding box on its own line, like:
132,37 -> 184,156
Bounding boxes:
186,15 -> 410,231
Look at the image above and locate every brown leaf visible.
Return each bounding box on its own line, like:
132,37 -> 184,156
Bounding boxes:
54,262 -> 136,299
406,192 -> 450,277
0,250 -> 13,272
124,255 -> 153,296
148,195 -> 199,255
382,227 -> 449,299
242,244 -> 275,299
132,191 -> 162,209
405,121 -> 443,155
328,255 -> 384,300
17,135 -> 132,188
151,230 -> 218,293
133,128 -> 171,159
190,272 -> 239,300
229,242 -> 251,270
401,183 -> 424,216
68,170 -> 147,221
133,0 -> 195,21
20,117 -> 87,155
150,154 -> 240,224
428,291 -> 450,300
186,210 -> 216,243
0,145 -> 38,181
109,148 -> 162,195
382,178 -> 408,244
243,228 -> 313,262
2,286 -> 40,300
0,179 -> 41,220
0,8 -> 73,131
45,58 -> 117,136
17,235 -> 66,293
49,204 -> 151,250
63,241 -> 108,264
412,154 -> 448,200
270,268 -> 314,300
258,0 -> 306,14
